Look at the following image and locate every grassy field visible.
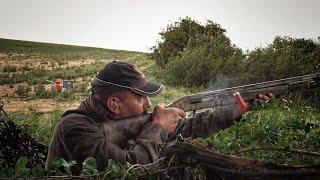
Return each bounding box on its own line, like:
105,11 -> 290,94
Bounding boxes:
1,38 -> 319,171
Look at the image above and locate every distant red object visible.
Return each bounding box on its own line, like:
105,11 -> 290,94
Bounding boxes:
55,79 -> 63,92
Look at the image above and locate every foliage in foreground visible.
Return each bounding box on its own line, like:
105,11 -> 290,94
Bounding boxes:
210,97 -> 320,165
1,153 -> 209,179
0,156 -> 140,179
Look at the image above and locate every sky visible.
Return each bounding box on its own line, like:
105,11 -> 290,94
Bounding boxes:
0,0 -> 319,52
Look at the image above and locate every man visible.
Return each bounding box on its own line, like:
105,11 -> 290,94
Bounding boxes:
46,61 -> 272,174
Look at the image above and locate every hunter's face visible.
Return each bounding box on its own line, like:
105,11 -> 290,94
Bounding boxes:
117,91 -> 151,118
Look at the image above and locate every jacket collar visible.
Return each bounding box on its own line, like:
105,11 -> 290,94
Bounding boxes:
83,94 -> 118,123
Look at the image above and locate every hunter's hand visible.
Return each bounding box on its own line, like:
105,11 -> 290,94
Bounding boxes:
254,93 -> 275,105
152,104 -> 186,133
234,93 -> 275,118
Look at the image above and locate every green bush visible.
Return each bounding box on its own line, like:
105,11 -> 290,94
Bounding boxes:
150,17 -> 245,87
3,64 -> 17,72
34,84 -> 57,99
56,90 -> 75,101
238,36 -> 320,85
162,33 -> 244,88
151,17 -> 230,68
151,18 -> 319,88
20,65 -> 32,72
0,73 -> 10,84
34,84 -> 46,98
15,85 -> 31,97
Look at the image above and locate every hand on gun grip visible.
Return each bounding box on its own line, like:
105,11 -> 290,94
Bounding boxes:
255,93 -> 275,104
234,92 -> 276,116
249,93 -> 276,110
152,104 -> 186,133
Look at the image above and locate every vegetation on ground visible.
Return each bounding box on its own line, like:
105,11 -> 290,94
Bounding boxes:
0,156 -> 140,179
1,16 -> 320,178
210,95 -> 320,165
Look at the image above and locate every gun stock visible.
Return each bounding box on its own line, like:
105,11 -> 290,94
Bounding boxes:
103,73 -> 320,144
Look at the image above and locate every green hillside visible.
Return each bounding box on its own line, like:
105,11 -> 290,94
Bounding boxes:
0,38 -> 140,61
0,38 -> 319,178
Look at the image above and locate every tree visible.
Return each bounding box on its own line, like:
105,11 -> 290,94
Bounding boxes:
151,17 -> 244,88
242,36 -> 320,84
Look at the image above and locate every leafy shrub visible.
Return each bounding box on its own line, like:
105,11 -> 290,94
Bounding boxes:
151,18 -> 320,88
151,17 -> 230,68
15,85 -> 31,97
151,17 -> 244,87
238,36 -> 320,85
56,90 -> 75,101
34,84 -> 47,98
20,65 -> 32,71
0,73 -> 10,84
34,84 -> 57,99
3,64 -> 17,72
162,32 -> 244,88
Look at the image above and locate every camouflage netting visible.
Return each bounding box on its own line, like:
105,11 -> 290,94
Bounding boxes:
0,99 -> 48,170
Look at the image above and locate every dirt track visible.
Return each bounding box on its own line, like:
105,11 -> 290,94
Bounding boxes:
1,98 -> 80,113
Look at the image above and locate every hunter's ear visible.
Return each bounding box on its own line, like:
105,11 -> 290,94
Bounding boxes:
106,97 -> 120,115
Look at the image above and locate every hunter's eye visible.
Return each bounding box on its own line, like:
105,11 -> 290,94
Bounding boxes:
136,94 -> 144,102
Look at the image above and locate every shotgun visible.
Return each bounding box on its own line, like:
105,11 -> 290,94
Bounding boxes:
103,73 -> 320,145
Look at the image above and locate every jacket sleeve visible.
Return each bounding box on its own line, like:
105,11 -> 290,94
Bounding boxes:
54,117 -> 167,172
179,105 -> 240,138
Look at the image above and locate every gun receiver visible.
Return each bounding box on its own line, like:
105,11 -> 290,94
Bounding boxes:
103,73 -> 320,145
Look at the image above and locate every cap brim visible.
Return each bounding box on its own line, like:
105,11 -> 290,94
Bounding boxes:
132,81 -> 164,97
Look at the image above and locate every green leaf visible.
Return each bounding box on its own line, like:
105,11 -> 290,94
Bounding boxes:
82,157 -> 98,175
14,156 -> 30,178
62,160 -> 76,175
108,159 -> 115,167
31,164 -> 45,177
111,164 -> 121,174
0,170 -> 7,177
7,167 -> 15,177
52,157 -> 64,168
49,157 -> 75,175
